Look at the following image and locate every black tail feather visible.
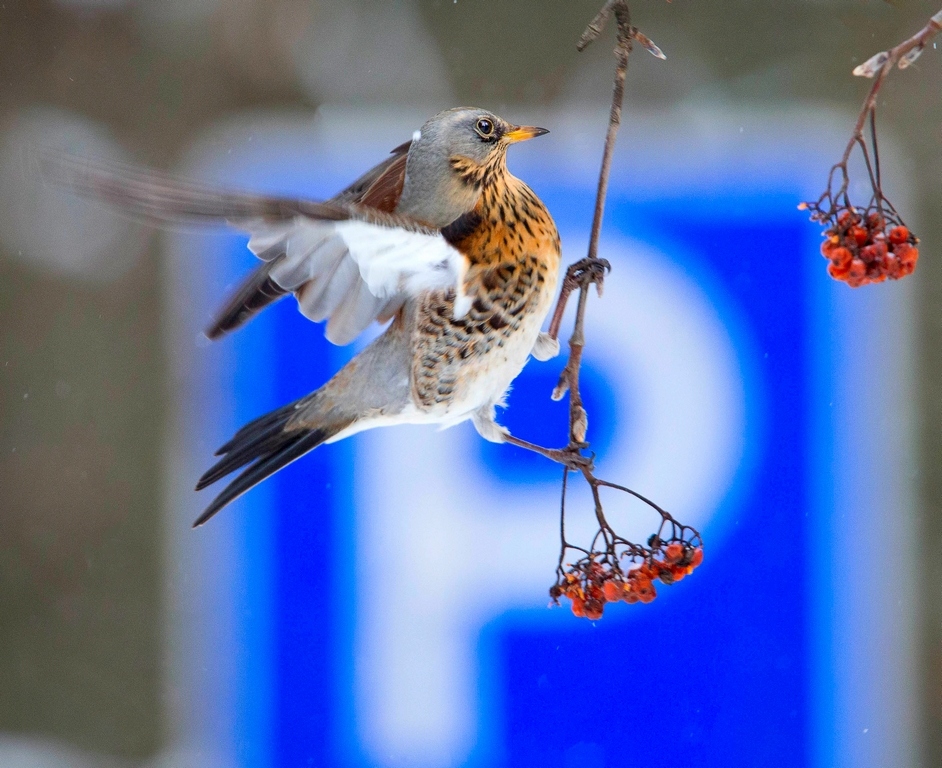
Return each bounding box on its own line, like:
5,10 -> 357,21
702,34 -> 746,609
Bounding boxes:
214,397 -> 304,456
194,397 -> 353,527
196,426 -> 295,490
193,428 -> 331,528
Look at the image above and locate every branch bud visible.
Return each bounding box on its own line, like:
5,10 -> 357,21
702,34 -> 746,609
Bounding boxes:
551,378 -> 569,402
853,51 -> 889,78
898,43 -> 926,69
631,29 -> 666,60
572,406 -> 588,444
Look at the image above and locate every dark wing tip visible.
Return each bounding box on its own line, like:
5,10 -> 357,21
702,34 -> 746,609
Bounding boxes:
205,256 -> 289,340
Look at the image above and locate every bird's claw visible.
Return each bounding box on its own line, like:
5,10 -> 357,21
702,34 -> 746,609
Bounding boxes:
563,257 -> 610,297
564,448 -> 595,472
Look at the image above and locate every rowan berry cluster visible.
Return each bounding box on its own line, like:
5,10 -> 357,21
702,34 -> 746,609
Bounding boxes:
807,206 -> 920,287
550,540 -> 704,620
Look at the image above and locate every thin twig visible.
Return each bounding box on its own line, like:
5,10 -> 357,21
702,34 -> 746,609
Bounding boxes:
557,468 -> 569,573
508,0 -> 651,472
522,0 -> 645,468
586,2 -> 631,265
833,8 -> 942,201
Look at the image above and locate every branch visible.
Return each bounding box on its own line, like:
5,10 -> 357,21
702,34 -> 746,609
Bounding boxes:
518,0 -> 646,465
502,1 -> 703,620
800,9 -> 936,288
843,8 -> 942,170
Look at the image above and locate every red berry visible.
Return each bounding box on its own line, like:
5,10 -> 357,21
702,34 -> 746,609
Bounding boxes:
884,255 -> 901,279
850,226 -> 869,247
689,548 -> 704,569
584,600 -> 604,620
846,275 -> 868,288
848,259 -> 866,279
602,581 -> 622,603
859,244 -> 878,264
571,597 -> 586,618
821,238 -> 840,258
889,226 -> 910,245
896,243 -> 918,267
635,578 -> 656,603
830,246 -> 853,268
664,542 -> 684,563
867,212 -> 885,231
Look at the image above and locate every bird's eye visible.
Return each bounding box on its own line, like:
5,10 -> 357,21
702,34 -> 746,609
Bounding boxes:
475,118 -> 495,139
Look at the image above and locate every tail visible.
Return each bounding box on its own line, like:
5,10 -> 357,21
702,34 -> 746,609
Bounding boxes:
193,397 -> 353,527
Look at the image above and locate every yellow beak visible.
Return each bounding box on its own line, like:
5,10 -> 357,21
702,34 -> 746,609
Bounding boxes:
504,125 -> 550,144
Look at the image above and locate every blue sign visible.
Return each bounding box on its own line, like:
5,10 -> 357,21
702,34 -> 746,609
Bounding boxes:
164,109 -> 917,768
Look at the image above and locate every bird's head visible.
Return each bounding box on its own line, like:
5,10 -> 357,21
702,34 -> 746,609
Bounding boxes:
411,107 -> 548,183
398,107 -> 548,227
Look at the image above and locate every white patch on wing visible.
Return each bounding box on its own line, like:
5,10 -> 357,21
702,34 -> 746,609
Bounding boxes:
246,221 -> 291,255
243,216 -> 470,343
334,220 -> 464,299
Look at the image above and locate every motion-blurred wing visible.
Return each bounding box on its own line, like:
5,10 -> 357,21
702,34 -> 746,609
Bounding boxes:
45,149 -> 468,345
207,140 -> 410,338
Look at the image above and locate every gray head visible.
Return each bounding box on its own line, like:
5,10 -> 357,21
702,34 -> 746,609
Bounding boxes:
396,107 -> 549,228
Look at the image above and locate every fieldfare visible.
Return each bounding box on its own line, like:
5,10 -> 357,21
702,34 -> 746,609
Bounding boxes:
52,107 -> 563,525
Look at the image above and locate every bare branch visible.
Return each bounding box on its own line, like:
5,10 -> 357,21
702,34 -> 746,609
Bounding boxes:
505,1 -> 702,620
844,10 -> 942,167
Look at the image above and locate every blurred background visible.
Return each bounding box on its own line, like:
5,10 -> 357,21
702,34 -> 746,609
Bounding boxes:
1,0 -> 941,766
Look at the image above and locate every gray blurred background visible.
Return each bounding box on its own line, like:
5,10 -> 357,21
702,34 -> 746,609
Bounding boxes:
1,0 -> 941,765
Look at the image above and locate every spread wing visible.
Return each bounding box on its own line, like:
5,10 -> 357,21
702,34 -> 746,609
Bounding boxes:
242,213 -> 468,344
208,140 -> 412,337
45,148 -> 469,345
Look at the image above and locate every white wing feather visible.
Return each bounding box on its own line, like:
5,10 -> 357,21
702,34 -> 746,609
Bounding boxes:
39,153 -> 467,345
245,217 -> 469,343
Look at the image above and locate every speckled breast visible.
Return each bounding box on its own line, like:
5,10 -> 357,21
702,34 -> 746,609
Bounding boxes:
411,176 -> 561,412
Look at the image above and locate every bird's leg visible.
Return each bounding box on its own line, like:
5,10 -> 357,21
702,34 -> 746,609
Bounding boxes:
477,405 -> 593,470
502,432 -> 595,472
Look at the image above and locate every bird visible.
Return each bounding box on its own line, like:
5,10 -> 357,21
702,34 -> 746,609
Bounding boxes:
48,107 -> 563,526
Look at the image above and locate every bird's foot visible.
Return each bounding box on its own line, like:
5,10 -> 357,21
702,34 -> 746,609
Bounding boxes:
502,432 -> 595,471
563,257 -> 611,297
